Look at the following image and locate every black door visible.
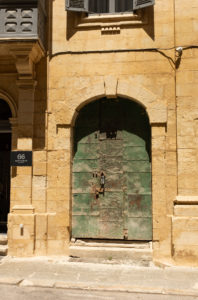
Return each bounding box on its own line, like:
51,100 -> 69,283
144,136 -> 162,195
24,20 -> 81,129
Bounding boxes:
0,133 -> 11,232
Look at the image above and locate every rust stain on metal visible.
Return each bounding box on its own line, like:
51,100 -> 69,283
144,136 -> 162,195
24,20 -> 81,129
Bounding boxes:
72,98 -> 152,240
130,195 -> 142,209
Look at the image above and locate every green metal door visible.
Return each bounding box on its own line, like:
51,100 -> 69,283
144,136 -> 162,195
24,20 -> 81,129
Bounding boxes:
72,98 -> 152,240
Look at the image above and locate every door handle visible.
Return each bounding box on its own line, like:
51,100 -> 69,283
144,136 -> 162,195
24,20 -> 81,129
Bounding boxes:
94,172 -> 105,199
100,172 -> 105,187
99,172 -> 105,195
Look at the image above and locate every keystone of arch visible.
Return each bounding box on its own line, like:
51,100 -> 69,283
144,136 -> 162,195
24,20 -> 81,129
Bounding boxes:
117,80 -> 167,124
70,78 -> 167,126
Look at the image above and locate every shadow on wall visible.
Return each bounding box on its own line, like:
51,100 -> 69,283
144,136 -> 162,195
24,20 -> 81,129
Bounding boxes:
73,97 -> 151,162
66,7 -> 155,41
33,57 -> 47,150
142,6 -> 155,41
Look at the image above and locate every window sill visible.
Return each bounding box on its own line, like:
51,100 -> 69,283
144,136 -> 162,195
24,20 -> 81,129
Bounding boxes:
75,10 -> 148,31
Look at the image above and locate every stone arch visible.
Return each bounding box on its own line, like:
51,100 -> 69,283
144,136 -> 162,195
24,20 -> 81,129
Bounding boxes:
0,89 -> 17,118
68,78 -> 168,250
0,90 -> 14,233
70,78 -> 167,127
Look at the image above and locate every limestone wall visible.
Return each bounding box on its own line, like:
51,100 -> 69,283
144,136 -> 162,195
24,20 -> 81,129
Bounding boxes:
172,0 -> 198,265
46,0 -> 176,261
4,0 -> 198,265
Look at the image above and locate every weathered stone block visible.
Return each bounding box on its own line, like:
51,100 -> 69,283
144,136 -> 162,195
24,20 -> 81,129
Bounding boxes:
36,214 -> 47,240
172,216 -> 198,265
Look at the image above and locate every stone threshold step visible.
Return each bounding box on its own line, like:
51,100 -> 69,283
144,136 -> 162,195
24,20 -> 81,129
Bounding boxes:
71,239 -> 152,249
0,234 -> 7,246
0,245 -> 8,256
69,246 -> 153,267
69,245 -> 153,266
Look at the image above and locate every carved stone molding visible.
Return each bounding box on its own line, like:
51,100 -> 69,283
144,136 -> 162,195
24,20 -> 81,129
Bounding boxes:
10,42 -> 44,79
9,117 -> 18,128
11,205 -> 35,214
174,196 -> 198,205
16,79 -> 37,89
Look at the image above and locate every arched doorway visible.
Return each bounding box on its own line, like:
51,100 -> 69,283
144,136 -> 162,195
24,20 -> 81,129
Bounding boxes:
72,97 -> 152,241
0,99 -> 12,233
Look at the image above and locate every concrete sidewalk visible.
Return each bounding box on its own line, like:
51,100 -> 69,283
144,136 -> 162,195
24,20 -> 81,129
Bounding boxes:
0,256 -> 198,296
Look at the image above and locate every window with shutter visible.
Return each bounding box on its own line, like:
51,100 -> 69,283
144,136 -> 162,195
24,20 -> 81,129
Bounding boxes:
89,0 -> 109,14
66,0 -> 154,13
133,0 -> 155,10
66,0 -> 88,12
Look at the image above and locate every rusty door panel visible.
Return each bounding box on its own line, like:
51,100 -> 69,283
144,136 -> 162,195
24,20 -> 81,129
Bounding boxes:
126,217 -> 152,240
73,159 -> 98,173
99,198 -> 123,238
72,215 -> 89,237
73,193 -> 100,215
123,131 -> 146,147
73,100 -> 101,238
73,172 -> 99,193
72,215 -> 100,238
99,221 -> 123,239
89,216 -> 100,237
72,98 -> 152,241
126,194 -> 152,217
100,140 -> 123,157
104,172 -> 123,191
123,146 -> 150,161
125,172 -> 151,194
100,156 -> 123,173
99,130 -> 123,140
98,98 -> 124,237
100,192 -> 123,208
123,161 -> 151,173
100,208 -> 123,222
74,143 -> 99,160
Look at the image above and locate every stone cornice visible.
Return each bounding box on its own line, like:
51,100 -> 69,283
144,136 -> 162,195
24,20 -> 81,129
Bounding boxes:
16,79 -> 37,89
10,42 -> 44,79
9,117 -> 18,127
0,0 -> 37,6
174,196 -> 198,205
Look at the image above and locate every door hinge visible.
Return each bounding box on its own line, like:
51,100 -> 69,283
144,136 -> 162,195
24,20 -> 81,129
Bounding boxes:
123,229 -> 128,240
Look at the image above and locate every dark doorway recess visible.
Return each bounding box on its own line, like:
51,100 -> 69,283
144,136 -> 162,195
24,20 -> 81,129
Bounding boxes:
72,97 -> 152,241
0,99 -> 12,233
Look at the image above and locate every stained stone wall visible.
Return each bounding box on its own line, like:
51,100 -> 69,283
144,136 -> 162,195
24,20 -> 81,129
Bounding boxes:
45,0 -> 173,263
171,0 -> 198,265
1,0 -> 198,266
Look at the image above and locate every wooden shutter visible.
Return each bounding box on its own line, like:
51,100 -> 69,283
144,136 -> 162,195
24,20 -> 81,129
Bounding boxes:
115,0 -> 133,13
89,0 -> 109,13
133,0 -> 155,10
66,0 -> 88,12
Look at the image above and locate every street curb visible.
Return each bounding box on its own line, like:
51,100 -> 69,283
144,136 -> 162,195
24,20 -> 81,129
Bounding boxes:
0,277 -> 23,285
20,279 -> 55,288
0,276 -> 197,297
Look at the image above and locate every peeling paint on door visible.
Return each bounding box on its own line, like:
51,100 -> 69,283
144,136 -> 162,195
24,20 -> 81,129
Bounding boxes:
72,98 -> 152,240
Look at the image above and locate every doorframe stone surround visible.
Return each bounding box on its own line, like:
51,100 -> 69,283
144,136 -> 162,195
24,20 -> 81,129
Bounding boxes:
5,67 -> 170,260
7,42 -> 45,256
68,77 -> 169,262
0,89 -> 17,118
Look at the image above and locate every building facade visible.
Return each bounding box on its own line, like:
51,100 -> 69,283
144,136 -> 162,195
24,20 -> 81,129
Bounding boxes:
0,0 -> 198,266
